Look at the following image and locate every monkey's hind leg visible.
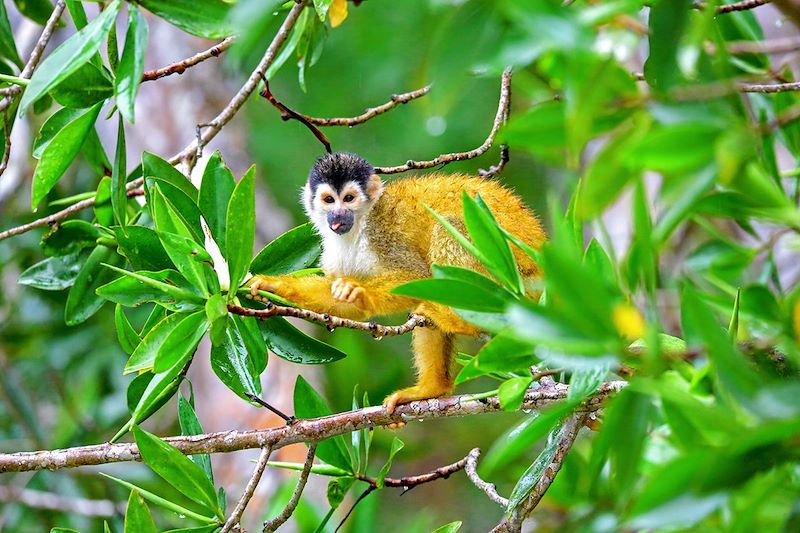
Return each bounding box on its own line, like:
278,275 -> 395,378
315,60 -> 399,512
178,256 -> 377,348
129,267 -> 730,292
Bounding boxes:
383,327 -> 454,414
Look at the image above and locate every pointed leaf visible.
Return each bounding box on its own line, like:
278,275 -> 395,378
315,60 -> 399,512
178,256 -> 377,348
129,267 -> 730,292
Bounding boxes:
116,4 -> 148,122
124,490 -> 156,533
294,376 -> 352,472
259,316 -> 346,364
225,166 -> 255,293
250,223 -> 321,275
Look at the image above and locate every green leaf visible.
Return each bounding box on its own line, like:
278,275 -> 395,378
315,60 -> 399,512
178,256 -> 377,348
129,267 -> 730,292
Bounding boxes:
50,62 -> 113,108
0,3 -> 21,68
14,0 -> 57,25
40,219 -> 101,256
19,0 -> 121,114
32,107 -> 83,159
97,266 -> 204,312
431,522 -> 463,533
65,245 -> 124,325
507,419 -> 571,512
116,4 -> 148,123
133,425 -> 222,516
210,316 -> 264,399
115,304 -> 141,355
294,376 -> 352,472
124,490 -> 157,533
114,226 -> 173,272
95,176 -> 114,226
225,166 -> 255,293
157,231 -> 211,295
643,0 -> 692,91
259,316 -> 346,364
142,151 -> 198,201
178,393 -> 213,483
100,473 -> 216,524
31,102 -> 103,208
112,116 -> 127,226
375,437 -> 404,489
138,0 -> 232,38
124,312 -> 183,374
498,376 -> 533,411
264,8 -> 307,80
250,223 -> 321,275
464,193 -> 523,293
313,0 -> 333,21
392,278 -> 509,313
198,151 -> 235,254
206,294 -> 228,346
152,311 -> 208,373
270,461 -> 350,477
18,250 -> 85,291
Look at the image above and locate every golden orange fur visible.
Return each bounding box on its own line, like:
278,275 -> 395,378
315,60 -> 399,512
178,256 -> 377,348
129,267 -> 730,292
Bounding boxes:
250,173 -> 545,413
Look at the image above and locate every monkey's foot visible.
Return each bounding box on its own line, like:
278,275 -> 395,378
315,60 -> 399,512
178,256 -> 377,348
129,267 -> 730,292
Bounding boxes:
383,383 -> 453,416
248,275 -> 282,301
331,278 -> 364,303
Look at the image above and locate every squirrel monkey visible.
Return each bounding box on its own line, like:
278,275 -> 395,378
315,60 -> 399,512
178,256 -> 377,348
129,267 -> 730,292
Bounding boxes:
249,152 -> 544,413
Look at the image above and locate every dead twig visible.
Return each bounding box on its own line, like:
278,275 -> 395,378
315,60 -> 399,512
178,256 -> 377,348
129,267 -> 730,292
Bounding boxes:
303,85 -> 431,126
142,37 -> 235,82
263,443 -> 317,533
465,448 -> 508,507
220,445 -> 273,533
694,0 -> 771,13
258,75 -> 332,153
373,67 -> 513,174
356,452 -> 470,491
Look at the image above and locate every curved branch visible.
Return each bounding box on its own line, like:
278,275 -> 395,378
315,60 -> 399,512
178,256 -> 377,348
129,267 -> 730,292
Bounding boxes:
304,86 -> 431,126
142,37 -> 235,82
263,443 -> 317,533
694,0 -> 771,12
465,448 -> 508,507
0,381 -> 626,474
373,67 -> 512,174
358,452 -> 470,490
229,301 -> 429,338
220,445 -> 273,533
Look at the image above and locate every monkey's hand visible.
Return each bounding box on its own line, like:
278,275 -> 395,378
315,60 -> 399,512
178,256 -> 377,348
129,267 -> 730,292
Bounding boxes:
331,278 -> 365,304
248,275 -> 285,302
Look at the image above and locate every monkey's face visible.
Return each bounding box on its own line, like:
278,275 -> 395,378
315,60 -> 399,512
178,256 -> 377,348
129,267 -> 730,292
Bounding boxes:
304,176 -> 383,236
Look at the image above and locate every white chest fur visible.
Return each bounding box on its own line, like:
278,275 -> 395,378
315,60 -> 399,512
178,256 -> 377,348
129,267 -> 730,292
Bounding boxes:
318,223 -> 379,278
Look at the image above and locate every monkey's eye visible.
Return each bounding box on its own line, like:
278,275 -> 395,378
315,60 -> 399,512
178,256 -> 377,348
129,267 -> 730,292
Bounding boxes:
322,195 -> 335,204
343,194 -> 355,202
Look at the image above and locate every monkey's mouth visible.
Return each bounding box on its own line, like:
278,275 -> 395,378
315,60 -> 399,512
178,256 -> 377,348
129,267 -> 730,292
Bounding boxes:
327,210 -> 354,235
329,221 -> 352,234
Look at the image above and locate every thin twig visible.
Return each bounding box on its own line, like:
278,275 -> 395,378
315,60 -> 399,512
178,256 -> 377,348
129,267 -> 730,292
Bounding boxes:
0,0 -> 67,114
492,413 -> 588,533
693,0 -> 771,12
479,145 -> 510,178
336,485 -> 375,532
220,445 -> 273,533
373,67 -> 513,174
0,381 -> 627,473
245,393 -> 296,424
0,2 -> 307,242
356,452 -> 470,490
303,85 -> 431,126
263,443 -> 317,533
465,448 -> 508,507
259,76 -> 332,153
141,37 -> 235,82
727,36 -> 800,54
0,109 -> 11,177
739,81 -> 800,93
230,301 -> 430,338
0,485 -> 124,517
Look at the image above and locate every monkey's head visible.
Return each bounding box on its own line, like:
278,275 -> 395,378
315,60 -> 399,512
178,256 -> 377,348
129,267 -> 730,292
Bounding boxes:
303,152 -> 384,236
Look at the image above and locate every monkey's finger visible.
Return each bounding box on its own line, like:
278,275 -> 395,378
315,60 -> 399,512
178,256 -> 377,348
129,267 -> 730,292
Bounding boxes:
346,286 -> 364,303
387,421 -> 406,430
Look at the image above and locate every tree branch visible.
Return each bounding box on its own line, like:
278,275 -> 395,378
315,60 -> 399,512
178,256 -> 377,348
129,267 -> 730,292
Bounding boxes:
303,85 -> 431,126
141,37 -> 235,82
727,36 -> 800,54
357,452 -> 470,490
694,0 -> 772,13
373,66 -> 512,174
220,445 -> 273,533
263,443 -> 317,532
492,412 -> 588,533
259,76 -> 332,153
229,300 -> 430,338
0,381 -> 626,474
0,485 -> 124,517
465,448 -> 508,507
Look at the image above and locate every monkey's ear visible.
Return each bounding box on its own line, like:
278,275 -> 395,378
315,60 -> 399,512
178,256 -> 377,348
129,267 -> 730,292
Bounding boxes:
366,174 -> 384,200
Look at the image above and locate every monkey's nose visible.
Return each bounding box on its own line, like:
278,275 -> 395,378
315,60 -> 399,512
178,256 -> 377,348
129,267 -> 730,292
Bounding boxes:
328,209 -> 354,234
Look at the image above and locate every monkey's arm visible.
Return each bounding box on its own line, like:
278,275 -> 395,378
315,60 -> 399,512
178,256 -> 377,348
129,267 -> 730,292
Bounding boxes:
248,272 -> 418,321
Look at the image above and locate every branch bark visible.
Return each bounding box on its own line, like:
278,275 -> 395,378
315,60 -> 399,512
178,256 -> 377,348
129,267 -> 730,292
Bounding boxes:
220,445 -> 273,533
465,448 -> 508,507
263,443 -> 317,532
141,37 -> 235,82
0,381 -> 626,474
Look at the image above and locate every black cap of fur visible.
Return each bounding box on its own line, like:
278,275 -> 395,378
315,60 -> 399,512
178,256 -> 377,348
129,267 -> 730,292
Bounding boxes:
308,152 -> 374,197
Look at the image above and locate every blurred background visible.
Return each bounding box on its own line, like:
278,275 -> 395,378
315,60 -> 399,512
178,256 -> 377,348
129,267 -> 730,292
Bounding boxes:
1,0 -> 799,532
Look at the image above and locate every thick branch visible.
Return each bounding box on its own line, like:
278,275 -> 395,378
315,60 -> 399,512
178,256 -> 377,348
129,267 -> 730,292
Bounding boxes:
229,301 -> 429,338
465,448 -> 508,507
0,381 -> 626,474
220,445 -> 273,533
263,443 -> 317,533
303,86 -> 431,126
373,67 -> 512,174
141,37 -> 235,82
